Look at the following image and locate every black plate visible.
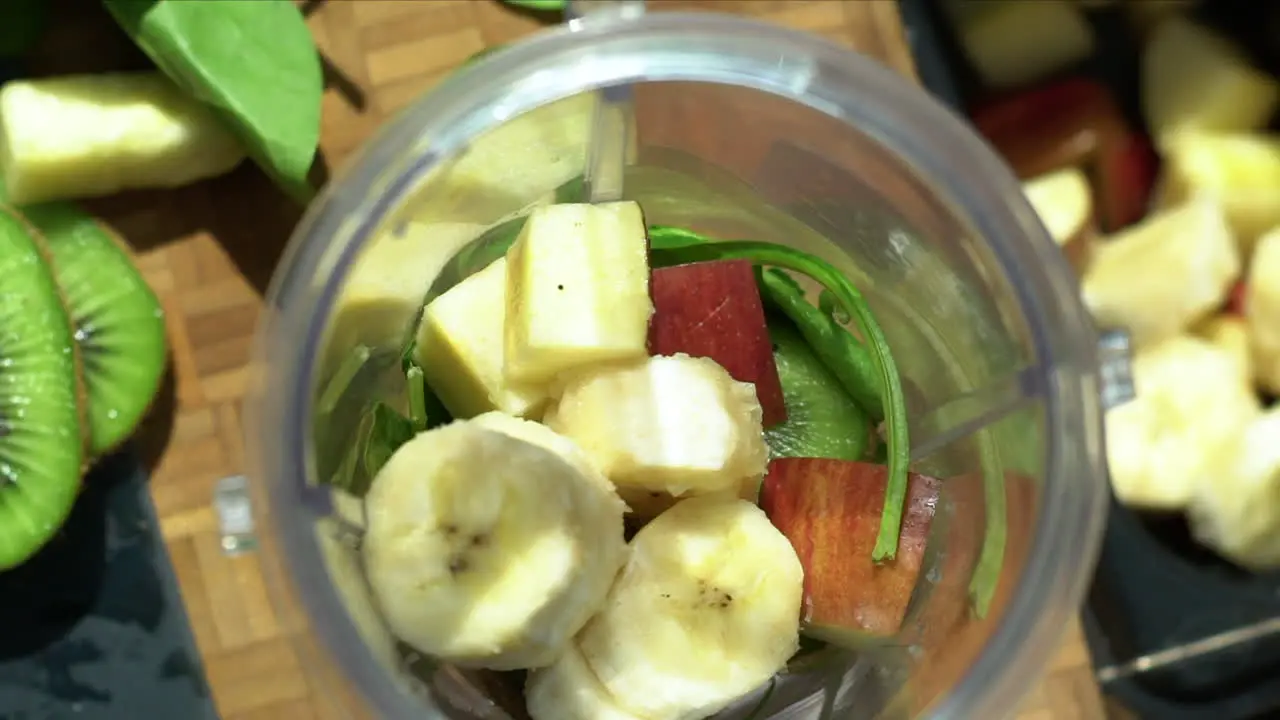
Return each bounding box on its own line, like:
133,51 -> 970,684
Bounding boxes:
0,449 -> 218,720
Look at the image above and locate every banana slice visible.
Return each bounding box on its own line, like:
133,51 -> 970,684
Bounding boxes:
545,354 -> 769,502
362,416 -> 627,670
526,645 -> 644,720
577,495 -> 803,720
1188,407 -> 1280,571
1246,227 -> 1280,394
1082,197 -> 1239,348
1105,334 -> 1260,510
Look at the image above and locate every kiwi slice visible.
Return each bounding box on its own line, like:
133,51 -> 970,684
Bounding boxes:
765,313 -> 872,462
22,203 -> 166,456
0,206 -> 85,570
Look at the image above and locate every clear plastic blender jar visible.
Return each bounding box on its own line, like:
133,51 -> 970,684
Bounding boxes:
244,10 -> 1110,720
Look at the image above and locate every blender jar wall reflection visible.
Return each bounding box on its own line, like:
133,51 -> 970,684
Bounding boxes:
244,12 -> 1109,720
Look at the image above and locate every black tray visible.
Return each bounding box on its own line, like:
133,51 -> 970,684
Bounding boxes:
898,1 -> 1280,717
0,449 -> 217,720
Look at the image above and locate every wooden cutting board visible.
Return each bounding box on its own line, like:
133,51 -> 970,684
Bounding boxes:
51,1 -> 1105,717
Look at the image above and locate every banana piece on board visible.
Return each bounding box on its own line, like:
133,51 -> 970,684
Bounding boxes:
362,415 -> 626,670
1082,197 -> 1239,348
526,645 -> 645,720
1105,335 -> 1260,510
545,353 -> 769,502
1246,227 -> 1280,394
0,72 -> 245,204
577,495 -> 803,720
1188,407 -> 1280,571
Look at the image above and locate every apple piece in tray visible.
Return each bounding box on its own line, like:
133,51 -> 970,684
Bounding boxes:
1194,314 -> 1252,384
648,259 -> 787,426
504,201 -> 653,384
545,353 -> 768,519
971,78 -> 1159,233
759,457 -> 941,641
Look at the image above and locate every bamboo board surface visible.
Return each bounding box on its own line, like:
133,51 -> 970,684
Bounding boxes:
42,1 -> 1107,717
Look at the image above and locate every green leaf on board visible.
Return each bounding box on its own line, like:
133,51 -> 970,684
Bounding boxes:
103,0 -> 323,202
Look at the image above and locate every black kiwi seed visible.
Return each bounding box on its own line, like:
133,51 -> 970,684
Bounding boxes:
0,206 -> 85,571
22,205 -> 167,457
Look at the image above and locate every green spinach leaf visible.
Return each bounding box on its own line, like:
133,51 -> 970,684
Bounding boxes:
104,0 -> 323,202
332,400 -> 416,497
501,0 -> 567,11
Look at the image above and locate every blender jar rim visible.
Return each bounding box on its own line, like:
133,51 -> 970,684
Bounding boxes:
247,11 -> 1109,719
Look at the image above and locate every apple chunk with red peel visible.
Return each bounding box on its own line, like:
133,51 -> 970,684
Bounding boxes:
760,458 -> 941,640
648,260 -> 787,427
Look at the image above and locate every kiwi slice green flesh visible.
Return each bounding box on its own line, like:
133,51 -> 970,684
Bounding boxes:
22,204 -> 166,456
0,206 -> 84,570
765,313 -> 872,462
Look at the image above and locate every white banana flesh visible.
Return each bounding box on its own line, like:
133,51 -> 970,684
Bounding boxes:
362,415 -> 626,670
526,645 -> 645,720
1188,407 -> 1280,571
545,353 -> 769,501
577,495 -> 803,720
1246,227 -> 1280,395
1082,197 -> 1239,348
505,201 -> 653,384
1105,335 -> 1260,510
0,72 -> 245,204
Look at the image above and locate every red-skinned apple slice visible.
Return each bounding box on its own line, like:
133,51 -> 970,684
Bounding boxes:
648,259 -> 787,426
759,458 -> 941,640
971,77 -> 1159,232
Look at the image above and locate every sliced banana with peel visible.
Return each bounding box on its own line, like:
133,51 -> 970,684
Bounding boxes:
362,414 -> 626,670
575,494 -> 803,720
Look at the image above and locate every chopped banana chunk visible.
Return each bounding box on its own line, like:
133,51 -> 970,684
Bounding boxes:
504,202 -> 653,384
1105,335 -> 1260,510
1188,408 -> 1280,571
545,354 -> 768,501
416,258 -> 551,419
0,72 -> 245,204
1157,131 -> 1280,256
1246,226 -> 1280,394
1083,198 -> 1239,348
1194,314 -> 1252,384
1143,17 -> 1280,144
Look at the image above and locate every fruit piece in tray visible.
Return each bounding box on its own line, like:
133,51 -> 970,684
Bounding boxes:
1244,226 -> 1280,395
648,259 -> 787,427
1156,131 -> 1280,258
415,257 -> 552,420
972,78 -> 1159,233
1021,166 -> 1095,272
361,414 -> 626,671
951,1 -> 1095,92
0,72 -> 245,204
1188,406 -> 1280,571
1104,334 -> 1259,511
526,645 -> 643,720
1142,16 -> 1280,146
1082,197 -> 1239,348
327,220 -> 483,374
505,201 -> 653,384
574,495 -> 803,720
1193,314 -> 1252,384
760,458 -> 940,641
545,353 -> 768,516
